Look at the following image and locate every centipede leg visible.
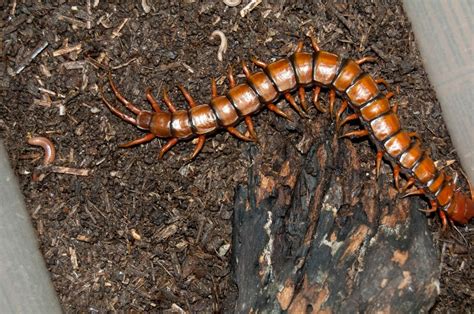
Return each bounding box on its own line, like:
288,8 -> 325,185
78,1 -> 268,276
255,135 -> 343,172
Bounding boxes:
386,91 -> 395,100
295,41 -> 304,53
400,177 -> 416,193
439,211 -> 449,230
393,164 -> 401,190
211,78 -> 218,98
227,66 -> 236,88
227,126 -> 254,142
298,86 -> 308,111
337,113 -> 358,132
108,72 -> 142,115
392,101 -> 399,114
406,131 -> 421,141
284,92 -> 308,117
335,100 -> 348,130
312,86 -> 326,113
376,150 -> 384,177
241,62 -> 251,79
146,88 -> 162,112
178,85 -> 198,108
329,89 -> 336,116
340,129 -> 369,139
245,116 -> 258,140
402,187 -> 425,197
162,89 -> 177,112
119,133 -> 156,148
419,200 -> 438,214
309,35 -> 320,52
251,57 -> 268,68
267,103 -> 291,121
356,56 -> 377,65
159,138 -> 178,159
375,78 -> 390,90
189,135 -> 206,160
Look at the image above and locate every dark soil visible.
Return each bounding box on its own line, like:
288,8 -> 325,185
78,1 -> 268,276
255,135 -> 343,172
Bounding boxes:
1,0 -> 472,312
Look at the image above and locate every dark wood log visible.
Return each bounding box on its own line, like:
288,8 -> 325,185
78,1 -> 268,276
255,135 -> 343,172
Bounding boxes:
231,116 -> 440,313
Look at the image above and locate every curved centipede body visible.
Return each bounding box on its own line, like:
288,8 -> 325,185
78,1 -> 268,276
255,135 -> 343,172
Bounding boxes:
100,36 -> 474,226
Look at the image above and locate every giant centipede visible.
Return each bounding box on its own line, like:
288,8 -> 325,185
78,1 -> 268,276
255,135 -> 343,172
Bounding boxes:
99,36 -> 474,226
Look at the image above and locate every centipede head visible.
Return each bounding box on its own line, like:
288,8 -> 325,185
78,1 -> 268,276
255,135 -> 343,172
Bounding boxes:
446,191 -> 474,225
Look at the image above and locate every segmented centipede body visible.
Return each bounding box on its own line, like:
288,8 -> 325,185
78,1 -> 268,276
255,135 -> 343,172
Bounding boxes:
100,37 -> 474,226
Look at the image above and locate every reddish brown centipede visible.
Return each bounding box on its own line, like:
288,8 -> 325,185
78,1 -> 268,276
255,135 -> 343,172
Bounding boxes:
99,36 -> 474,226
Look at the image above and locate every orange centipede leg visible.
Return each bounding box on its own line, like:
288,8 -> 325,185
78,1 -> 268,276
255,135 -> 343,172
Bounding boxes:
178,85 -> 198,108
190,135 -> 206,160
356,56 -> 377,65
295,41 -> 304,53
312,86 -> 326,113
309,35 -> 320,52
298,86 -> 308,112
328,89 -> 336,116
119,133 -> 156,148
251,57 -> 268,68
242,61 -> 251,79
162,89 -> 177,113
376,150 -> 384,177
227,126 -> 254,142
340,129 -> 369,139
393,164 -> 401,191
400,177 -> 416,193
335,100 -> 349,130
267,103 -> 292,121
227,66 -> 236,88
244,116 -> 258,140
211,78 -> 218,98
284,93 -> 308,118
146,88 -> 162,112
337,113 -> 358,132
159,138 -> 178,159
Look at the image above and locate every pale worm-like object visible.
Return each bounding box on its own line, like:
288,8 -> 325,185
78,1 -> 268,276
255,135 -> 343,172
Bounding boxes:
27,137 -> 56,165
210,30 -> 228,62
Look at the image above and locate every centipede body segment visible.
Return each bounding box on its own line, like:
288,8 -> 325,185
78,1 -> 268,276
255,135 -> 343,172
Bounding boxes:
100,36 -> 474,226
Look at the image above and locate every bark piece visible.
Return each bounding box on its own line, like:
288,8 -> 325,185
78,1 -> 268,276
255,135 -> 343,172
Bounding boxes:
231,121 -> 439,313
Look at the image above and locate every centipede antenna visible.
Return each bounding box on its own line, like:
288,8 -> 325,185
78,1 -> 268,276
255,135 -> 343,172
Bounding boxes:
99,82 -> 138,126
108,72 -> 142,115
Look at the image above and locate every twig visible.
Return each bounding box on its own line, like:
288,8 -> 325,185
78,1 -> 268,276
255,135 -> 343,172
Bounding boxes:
53,43 -> 82,57
111,18 -> 129,39
14,41 -> 49,75
240,0 -> 262,17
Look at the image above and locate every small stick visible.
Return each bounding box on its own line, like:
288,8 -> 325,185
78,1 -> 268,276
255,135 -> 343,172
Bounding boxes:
240,0 -> 262,17
14,41 -> 49,75
52,43 -> 82,57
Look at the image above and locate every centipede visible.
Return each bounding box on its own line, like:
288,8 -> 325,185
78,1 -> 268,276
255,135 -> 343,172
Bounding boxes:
99,36 -> 474,227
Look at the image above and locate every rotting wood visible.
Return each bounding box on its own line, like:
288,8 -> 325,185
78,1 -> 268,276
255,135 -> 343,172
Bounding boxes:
231,117 -> 439,313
